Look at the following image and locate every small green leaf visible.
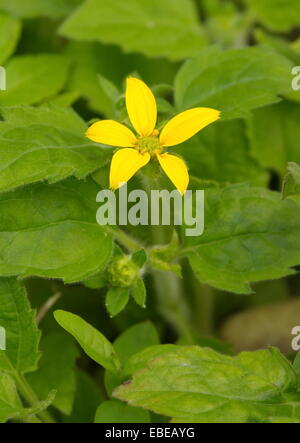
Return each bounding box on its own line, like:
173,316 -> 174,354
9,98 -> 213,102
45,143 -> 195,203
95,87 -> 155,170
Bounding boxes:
115,346 -> 300,423
0,54 -> 70,106
54,310 -> 120,373
113,322 -> 160,368
175,45 -> 292,119
0,106 -> 111,192
0,12 -> 21,65
95,399 -> 150,423
0,178 -> 113,283
131,278 -> 147,308
98,74 -> 120,103
0,278 -> 40,374
60,0 -> 207,61
182,184 -> 300,294
27,333 -> 79,415
106,287 -> 130,318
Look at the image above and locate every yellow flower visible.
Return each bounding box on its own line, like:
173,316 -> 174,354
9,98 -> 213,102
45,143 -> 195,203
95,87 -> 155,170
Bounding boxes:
86,78 -> 220,195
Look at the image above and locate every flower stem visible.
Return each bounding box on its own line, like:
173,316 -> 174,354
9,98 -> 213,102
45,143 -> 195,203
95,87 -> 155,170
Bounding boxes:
14,373 -> 55,423
104,226 -> 142,253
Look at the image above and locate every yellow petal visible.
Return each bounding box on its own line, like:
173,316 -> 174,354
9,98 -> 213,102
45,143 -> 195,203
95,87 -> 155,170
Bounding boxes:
86,120 -> 137,147
110,148 -> 150,190
157,153 -> 189,195
126,77 -> 157,137
159,108 -> 221,147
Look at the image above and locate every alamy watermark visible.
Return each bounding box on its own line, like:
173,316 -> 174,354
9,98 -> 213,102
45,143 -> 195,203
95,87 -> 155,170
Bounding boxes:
292,66 -> 300,91
96,184 -> 204,237
291,326 -> 300,352
0,327 -> 6,350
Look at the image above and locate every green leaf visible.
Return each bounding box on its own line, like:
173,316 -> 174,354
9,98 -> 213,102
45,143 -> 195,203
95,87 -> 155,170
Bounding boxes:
0,0 -> 82,19
98,74 -> 120,103
105,322 -> 160,396
54,310 -> 120,373
0,178 -> 113,283
181,184 -> 300,294
248,0 -> 300,32
0,54 -> 70,106
0,12 -> 21,65
106,287 -> 130,318
113,322 -> 160,367
294,352 -> 300,373
247,102 -> 300,177
0,370 -> 22,423
65,42 -> 122,117
63,370 -> 104,423
0,278 -> 40,374
0,105 -> 111,192
95,399 -> 150,423
48,91 -> 80,108
131,278 -> 147,308
254,29 -> 300,66
60,0 -> 207,61
27,333 -> 79,415
83,273 -> 107,289
282,163 -> 300,200
175,45 -> 292,119
123,344 -> 177,378
174,119 -> 267,185
115,346 -> 300,423
131,249 -> 147,268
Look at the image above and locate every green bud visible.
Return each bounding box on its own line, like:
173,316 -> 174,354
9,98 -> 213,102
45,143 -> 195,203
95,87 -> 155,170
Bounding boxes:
107,255 -> 139,288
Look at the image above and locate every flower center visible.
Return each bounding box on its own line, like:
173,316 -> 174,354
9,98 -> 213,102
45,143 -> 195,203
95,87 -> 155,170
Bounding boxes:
136,136 -> 162,156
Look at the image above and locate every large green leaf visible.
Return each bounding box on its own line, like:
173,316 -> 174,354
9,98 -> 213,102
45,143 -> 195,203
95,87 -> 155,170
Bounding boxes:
60,0 -> 207,61
27,333 -> 79,415
95,399 -> 150,423
0,12 -> 21,65
0,371 -> 22,422
115,346 -> 300,423
0,55 -> 70,106
248,0 -> 300,32
181,184 -> 300,294
173,119 -> 266,185
247,101 -> 300,176
0,0 -> 82,18
0,278 -> 40,374
0,178 -> 113,282
175,45 -> 292,119
0,106 -> 111,192
54,310 -> 120,373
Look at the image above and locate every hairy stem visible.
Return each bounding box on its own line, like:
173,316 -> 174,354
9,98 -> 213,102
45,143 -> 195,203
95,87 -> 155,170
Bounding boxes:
104,225 -> 142,253
15,373 -> 55,424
